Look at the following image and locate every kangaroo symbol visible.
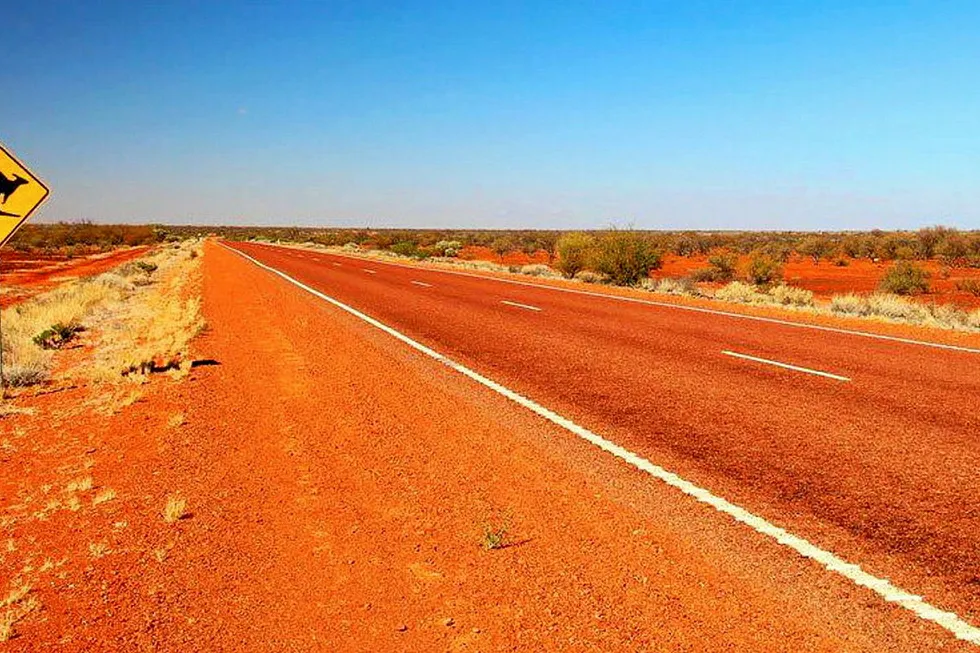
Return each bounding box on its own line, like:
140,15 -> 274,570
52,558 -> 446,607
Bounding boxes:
0,171 -> 28,217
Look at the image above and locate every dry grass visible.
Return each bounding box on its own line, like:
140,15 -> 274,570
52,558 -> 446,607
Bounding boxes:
163,494 -> 188,523
88,241 -> 205,381
168,412 -> 186,428
65,477 -> 93,493
92,488 -> 116,506
0,585 -> 39,642
88,542 -> 110,558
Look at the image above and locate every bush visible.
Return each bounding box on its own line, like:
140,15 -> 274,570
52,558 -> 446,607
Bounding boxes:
520,264 -> 558,277
744,253 -> 783,285
389,241 -> 419,257
715,281 -> 766,304
650,277 -> 697,296
692,252 -> 737,283
769,285 -> 814,307
554,232 -> 597,278
594,230 -> 662,286
956,278 -> 980,297
433,240 -> 462,257
574,270 -> 606,284
33,322 -> 83,350
879,261 -> 930,295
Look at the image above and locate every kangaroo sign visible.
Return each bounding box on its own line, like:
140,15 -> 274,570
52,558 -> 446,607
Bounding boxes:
0,142 -> 50,248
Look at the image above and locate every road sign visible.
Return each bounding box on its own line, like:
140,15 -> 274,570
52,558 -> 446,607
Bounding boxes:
0,141 -> 50,248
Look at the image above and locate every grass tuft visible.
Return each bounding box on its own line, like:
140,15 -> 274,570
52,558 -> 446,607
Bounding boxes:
163,494 -> 188,523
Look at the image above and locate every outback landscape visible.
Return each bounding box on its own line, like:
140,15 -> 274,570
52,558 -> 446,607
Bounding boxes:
2,223 -> 980,650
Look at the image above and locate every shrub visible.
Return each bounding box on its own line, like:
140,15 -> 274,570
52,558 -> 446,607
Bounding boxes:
879,261 -> 930,295
956,278 -> 980,297
433,240 -> 462,257
574,270 -> 606,284
769,284 -> 815,307
135,261 -> 158,274
692,252 -> 738,283
554,232 -> 597,278
389,241 -> 419,257
797,235 -> 833,264
831,294 -> 867,315
651,277 -> 697,296
33,322 -> 83,350
594,230 -> 662,286
744,253 -> 783,285
715,281 -> 766,304
519,264 -> 558,277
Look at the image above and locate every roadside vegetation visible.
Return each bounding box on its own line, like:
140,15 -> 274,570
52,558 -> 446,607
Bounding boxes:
1,240 -> 204,390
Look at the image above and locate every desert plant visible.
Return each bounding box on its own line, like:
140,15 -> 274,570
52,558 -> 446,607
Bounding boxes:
554,232 -> 597,278
956,278 -> 980,297
594,229 -> 662,286
879,261 -> 930,295
768,284 -> 815,307
163,494 -> 188,523
743,253 -> 783,285
574,270 -> 606,284
389,241 -> 419,257
692,252 -> 737,282
797,235 -> 834,264
481,524 -> 507,550
32,322 -> 83,350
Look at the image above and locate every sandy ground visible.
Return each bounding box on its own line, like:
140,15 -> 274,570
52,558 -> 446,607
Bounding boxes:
0,247 -> 150,308
0,241 -> 974,650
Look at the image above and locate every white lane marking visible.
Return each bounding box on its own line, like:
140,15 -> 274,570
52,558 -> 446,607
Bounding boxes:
262,244 -> 980,355
224,242 -> 980,645
501,300 -> 542,312
411,280 -> 433,288
363,269 -> 377,275
722,351 -> 851,382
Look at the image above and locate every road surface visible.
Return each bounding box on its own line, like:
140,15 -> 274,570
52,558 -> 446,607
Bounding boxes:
224,240 -> 980,647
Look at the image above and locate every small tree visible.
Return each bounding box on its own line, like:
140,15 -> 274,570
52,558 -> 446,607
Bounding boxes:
554,232 -> 597,278
879,261 -> 930,295
797,236 -> 833,264
744,253 -> 783,286
594,229 -> 662,286
490,236 -> 515,261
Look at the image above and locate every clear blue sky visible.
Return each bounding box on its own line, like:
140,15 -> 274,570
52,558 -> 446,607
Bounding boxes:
5,1 -> 979,230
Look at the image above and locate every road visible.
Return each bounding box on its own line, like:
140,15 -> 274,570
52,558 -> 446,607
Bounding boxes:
226,240 -> 980,645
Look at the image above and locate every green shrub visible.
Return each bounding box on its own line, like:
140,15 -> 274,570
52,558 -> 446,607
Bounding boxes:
743,253 -> 783,285
692,252 -> 737,282
136,261 -> 158,274
554,232 -> 597,278
879,261 -> 930,295
433,240 -> 462,257
389,241 -> 419,257
594,230 -> 662,286
33,322 -> 83,350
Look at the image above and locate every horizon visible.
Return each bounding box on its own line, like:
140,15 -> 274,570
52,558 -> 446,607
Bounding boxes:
8,2 -> 980,230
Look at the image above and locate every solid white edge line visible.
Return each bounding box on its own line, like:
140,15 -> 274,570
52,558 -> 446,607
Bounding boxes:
722,350 -> 851,382
222,242 -> 980,645
501,300 -> 542,312
258,243 -> 980,355
411,280 -> 433,287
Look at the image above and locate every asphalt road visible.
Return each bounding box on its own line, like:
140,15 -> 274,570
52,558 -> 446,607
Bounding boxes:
227,240 -> 980,643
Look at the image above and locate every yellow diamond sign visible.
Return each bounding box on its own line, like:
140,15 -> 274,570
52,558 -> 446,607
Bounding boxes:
0,141 -> 50,248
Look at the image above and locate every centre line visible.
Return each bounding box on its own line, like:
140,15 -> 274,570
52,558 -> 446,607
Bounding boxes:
501,300 -> 542,312
722,350 -> 851,382
411,281 -> 433,287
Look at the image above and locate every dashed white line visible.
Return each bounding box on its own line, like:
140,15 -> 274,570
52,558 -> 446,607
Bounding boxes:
263,244 -> 980,355
501,300 -> 542,312
224,242 -> 980,646
411,281 -> 433,288
722,351 -> 851,382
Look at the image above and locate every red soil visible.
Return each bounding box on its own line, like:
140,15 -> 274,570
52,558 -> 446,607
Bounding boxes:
656,254 -> 980,309
0,241 -> 966,650
0,247 -> 150,307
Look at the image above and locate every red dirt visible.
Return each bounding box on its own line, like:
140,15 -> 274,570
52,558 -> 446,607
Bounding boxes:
0,240 -> 969,650
656,253 -> 980,309
458,244 -> 552,266
0,247 -> 150,307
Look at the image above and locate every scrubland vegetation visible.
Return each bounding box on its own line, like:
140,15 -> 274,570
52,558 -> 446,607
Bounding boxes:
1,241 -> 203,389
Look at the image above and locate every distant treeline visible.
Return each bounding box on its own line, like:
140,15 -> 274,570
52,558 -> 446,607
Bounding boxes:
8,223 -> 980,267
182,225 -> 980,265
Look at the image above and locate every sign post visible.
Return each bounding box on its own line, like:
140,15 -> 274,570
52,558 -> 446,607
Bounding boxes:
0,141 -> 51,397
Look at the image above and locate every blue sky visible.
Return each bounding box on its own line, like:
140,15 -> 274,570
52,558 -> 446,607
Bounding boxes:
5,1 -> 979,229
